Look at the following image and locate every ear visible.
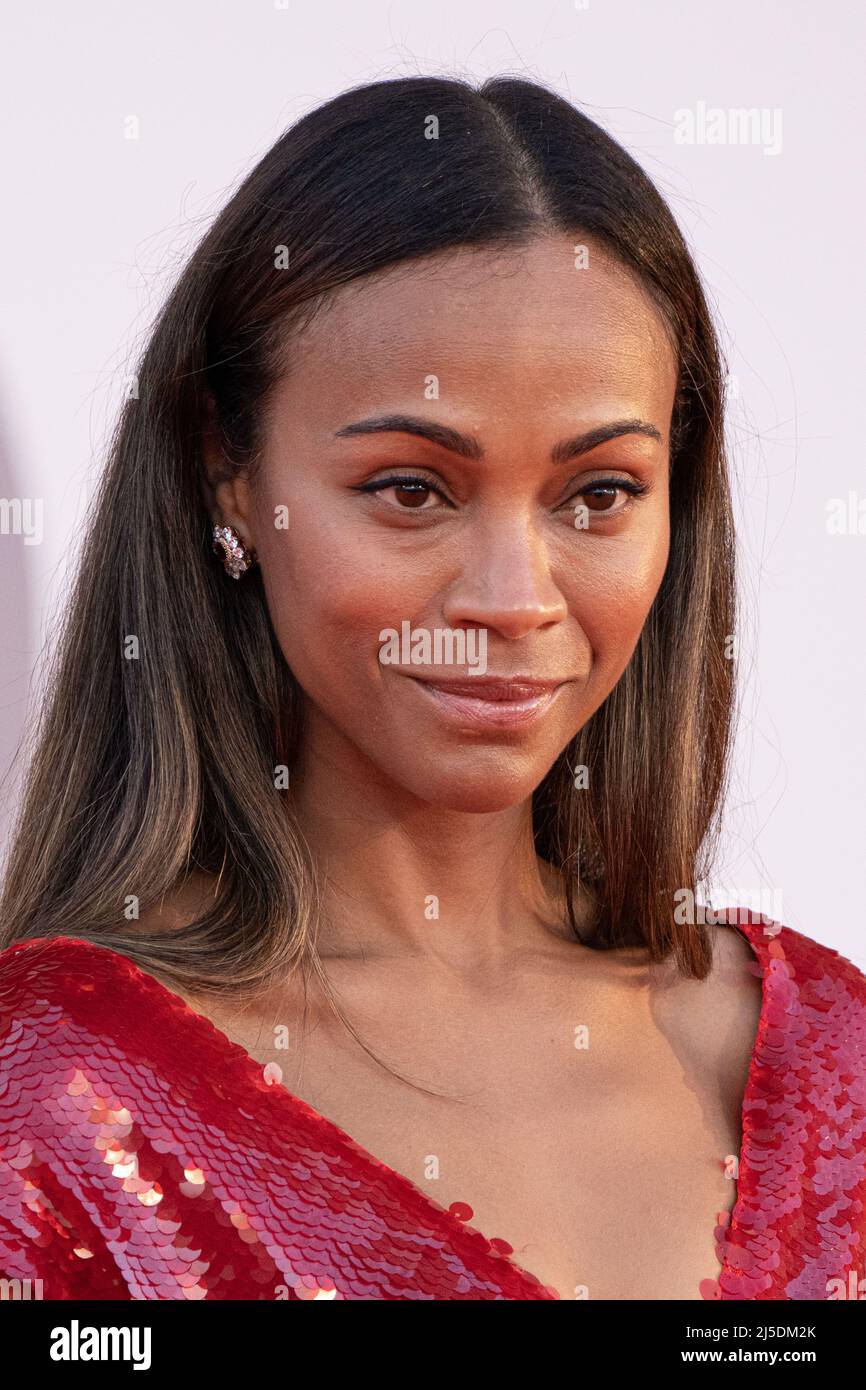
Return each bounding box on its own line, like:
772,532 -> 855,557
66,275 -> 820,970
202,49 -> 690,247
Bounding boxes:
200,389 -> 256,543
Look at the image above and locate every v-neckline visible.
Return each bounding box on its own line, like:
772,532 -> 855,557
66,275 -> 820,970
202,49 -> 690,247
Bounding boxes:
45,920 -> 770,1301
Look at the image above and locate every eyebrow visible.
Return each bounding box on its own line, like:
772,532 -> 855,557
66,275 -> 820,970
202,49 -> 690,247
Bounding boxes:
333,413 -> 662,465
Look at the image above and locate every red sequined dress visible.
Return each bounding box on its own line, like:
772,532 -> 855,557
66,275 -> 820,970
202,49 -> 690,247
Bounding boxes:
0,914 -> 865,1300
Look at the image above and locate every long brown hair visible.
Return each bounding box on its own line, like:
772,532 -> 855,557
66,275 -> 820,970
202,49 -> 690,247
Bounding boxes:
0,75 -> 735,1009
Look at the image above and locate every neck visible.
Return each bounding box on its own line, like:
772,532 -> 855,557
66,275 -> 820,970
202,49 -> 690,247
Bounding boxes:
290,709 -> 583,974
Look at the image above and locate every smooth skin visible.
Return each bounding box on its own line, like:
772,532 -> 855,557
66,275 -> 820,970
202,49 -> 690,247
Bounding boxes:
144,234 -> 763,1300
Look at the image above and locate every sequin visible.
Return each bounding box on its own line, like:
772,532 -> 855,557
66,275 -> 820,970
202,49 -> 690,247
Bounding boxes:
0,915 -> 864,1300
702,916 -> 866,1300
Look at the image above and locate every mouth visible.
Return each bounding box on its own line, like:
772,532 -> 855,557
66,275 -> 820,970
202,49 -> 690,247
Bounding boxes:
406,674 -> 568,730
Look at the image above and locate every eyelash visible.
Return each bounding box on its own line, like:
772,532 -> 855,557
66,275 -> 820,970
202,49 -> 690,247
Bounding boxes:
355,472 -> 650,516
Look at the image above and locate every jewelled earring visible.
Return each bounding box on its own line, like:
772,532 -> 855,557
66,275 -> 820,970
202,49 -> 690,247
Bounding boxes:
211,523 -> 258,580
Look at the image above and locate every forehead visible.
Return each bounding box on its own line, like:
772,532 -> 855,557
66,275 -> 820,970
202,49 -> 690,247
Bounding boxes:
271,235 -> 678,432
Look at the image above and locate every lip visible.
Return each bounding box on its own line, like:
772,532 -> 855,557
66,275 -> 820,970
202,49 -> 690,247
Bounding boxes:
407,674 -> 567,729
408,675 -> 564,700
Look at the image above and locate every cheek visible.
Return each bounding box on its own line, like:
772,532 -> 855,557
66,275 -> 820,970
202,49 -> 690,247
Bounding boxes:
564,521 -> 670,674
256,511 -> 398,686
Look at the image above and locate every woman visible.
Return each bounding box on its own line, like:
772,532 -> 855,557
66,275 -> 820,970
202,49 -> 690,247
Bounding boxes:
0,74 -> 864,1303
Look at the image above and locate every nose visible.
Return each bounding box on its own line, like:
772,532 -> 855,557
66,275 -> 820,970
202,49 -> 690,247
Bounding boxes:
439,510 -> 569,640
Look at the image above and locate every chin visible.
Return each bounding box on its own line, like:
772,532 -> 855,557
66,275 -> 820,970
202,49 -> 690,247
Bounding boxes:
390,752 -> 554,814
416,783 -> 540,814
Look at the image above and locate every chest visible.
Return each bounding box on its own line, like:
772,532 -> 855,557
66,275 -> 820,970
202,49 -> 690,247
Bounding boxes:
213,991 -> 743,1300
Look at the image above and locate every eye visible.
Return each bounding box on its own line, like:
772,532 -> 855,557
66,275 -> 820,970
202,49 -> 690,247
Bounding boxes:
355,474 -> 450,511
564,477 -> 649,520
355,472 -> 650,517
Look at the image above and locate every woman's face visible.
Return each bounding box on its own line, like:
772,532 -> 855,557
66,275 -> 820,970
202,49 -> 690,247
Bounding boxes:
215,234 -> 678,812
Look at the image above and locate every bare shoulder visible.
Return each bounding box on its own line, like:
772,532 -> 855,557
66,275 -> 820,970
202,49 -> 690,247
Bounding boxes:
122,871 -> 299,1033
704,923 -> 765,1052
650,922 -> 764,1097
126,870 -> 221,936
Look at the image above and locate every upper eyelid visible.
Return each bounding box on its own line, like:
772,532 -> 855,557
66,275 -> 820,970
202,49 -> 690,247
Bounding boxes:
359,468 -> 446,488
366,469 -> 445,485
359,468 -> 644,490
